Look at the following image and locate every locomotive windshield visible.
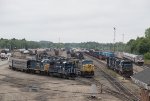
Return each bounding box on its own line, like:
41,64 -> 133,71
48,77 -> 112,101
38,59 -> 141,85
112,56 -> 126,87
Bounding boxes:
123,62 -> 132,64
64,63 -> 74,68
122,61 -> 133,68
82,60 -> 93,64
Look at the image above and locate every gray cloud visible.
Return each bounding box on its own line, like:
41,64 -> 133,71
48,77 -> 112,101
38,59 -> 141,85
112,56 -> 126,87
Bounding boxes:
0,0 -> 150,43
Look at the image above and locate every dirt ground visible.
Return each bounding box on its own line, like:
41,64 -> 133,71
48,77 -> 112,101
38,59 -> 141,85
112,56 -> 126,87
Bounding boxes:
0,52 -> 121,101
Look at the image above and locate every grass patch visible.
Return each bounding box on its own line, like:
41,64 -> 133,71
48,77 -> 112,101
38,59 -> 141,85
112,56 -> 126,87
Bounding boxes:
144,59 -> 150,65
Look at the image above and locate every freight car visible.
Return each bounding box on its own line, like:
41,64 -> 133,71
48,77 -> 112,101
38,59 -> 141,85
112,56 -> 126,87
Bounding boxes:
9,58 -> 37,72
78,60 -> 95,77
103,52 -> 115,59
75,52 -> 84,60
92,51 -> 106,60
93,51 -> 99,59
70,50 -> 76,57
123,52 -> 144,66
107,57 -> 133,78
84,49 -> 94,56
85,50 -> 114,61
54,49 -> 59,56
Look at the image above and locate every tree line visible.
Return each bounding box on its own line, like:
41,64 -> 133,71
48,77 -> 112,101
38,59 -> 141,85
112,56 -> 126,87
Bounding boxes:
127,27 -> 150,59
0,27 -> 150,59
0,38 -> 40,50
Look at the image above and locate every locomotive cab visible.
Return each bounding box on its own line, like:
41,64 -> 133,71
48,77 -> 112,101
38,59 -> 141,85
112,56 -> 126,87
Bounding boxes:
62,61 -> 77,78
119,60 -> 133,77
79,60 -> 95,77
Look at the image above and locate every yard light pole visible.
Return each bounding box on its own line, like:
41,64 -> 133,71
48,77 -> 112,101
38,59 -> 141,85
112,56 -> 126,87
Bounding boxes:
122,34 -> 124,52
113,27 -> 116,52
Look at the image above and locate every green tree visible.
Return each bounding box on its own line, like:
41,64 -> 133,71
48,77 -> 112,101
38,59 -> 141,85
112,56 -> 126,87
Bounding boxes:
137,38 -> 150,54
145,27 -> 150,38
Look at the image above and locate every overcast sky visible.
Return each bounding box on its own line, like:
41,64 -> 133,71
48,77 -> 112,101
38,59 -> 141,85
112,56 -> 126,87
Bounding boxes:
0,0 -> 150,43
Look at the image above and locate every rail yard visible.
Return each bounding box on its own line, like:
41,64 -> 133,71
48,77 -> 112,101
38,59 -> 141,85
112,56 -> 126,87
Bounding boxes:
0,48 -> 147,101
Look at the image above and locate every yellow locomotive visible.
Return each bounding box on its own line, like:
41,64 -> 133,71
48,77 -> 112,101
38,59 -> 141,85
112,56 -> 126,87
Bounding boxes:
78,60 -> 94,77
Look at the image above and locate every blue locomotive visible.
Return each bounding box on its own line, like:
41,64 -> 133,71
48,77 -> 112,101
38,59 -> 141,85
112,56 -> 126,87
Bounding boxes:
107,57 -> 133,78
84,50 -> 133,77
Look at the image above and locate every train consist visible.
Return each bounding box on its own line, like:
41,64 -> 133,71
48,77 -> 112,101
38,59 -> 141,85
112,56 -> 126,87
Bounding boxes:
75,52 -> 84,60
85,50 -> 114,60
7,47 -> 145,78
85,50 -> 144,65
107,57 -> 133,77
69,49 -> 84,60
67,50 -> 94,77
123,52 -> 144,66
85,50 -> 133,77
9,49 -> 95,79
9,56 -> 77,79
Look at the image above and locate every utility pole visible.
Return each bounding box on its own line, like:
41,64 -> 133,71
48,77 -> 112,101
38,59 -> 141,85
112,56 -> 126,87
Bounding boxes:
113,27 -> 116,52
59,36 -> 61,49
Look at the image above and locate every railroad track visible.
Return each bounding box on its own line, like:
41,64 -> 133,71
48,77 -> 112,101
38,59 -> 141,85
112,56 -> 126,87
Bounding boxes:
141,65 -> 149,69
84,53 -> 140,101
76,76 -> 137,101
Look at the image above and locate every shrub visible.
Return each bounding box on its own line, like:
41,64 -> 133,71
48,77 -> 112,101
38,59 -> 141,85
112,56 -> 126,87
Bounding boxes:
144,52 -> 150,59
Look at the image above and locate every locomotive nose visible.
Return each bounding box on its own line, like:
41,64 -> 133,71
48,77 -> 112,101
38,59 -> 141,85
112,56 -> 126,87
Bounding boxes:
88,64 -> 91,67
